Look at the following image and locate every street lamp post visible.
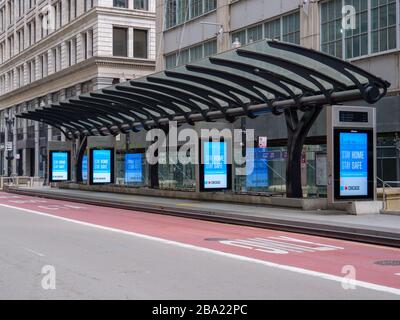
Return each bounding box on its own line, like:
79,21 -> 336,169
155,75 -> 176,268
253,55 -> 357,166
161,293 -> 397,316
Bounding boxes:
4,114 -> 15,177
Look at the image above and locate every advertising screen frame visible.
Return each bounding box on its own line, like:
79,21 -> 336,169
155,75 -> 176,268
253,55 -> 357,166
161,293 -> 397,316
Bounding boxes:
49,150 -> 71,183
246,147 -> 269,188
124,150 -> 144,184
315,152 -> 328,187
333,128 -> 374,200
199,138 -> 232,192
82,155 -> 88,182
89,148 -> 115,185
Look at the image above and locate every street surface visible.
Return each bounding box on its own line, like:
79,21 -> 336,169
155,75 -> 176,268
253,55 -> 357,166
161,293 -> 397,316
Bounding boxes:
0,192 -> 399,299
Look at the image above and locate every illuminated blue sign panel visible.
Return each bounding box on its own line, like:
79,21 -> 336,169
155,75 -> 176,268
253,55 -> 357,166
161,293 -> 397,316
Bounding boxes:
82,155 -> 88,181
339,132 -> 368,197
203,141 -> 228,189
92,149 -> 112,184
125,153 -> 142,183
246,148 -> 269,188
51,151 -> 69,182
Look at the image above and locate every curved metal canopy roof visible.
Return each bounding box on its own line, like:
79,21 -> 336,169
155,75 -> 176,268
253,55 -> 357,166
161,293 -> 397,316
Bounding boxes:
17,39 -> 390,139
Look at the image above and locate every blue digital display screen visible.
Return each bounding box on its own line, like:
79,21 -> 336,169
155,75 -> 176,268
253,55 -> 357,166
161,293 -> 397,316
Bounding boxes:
125,153 -> 142,183
51,152 -> 69,181
92,150 -> 112,184
204,141 -> 228,189
82,155 -> 88,181
339,132 -> 368,197
246,148 -> 269,188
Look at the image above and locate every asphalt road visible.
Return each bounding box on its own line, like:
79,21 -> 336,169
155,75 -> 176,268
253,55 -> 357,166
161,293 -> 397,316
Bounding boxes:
0,196 -> 399,300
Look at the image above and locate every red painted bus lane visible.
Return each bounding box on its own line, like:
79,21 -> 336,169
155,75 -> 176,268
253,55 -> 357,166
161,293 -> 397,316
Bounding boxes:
0,192 -> 399,292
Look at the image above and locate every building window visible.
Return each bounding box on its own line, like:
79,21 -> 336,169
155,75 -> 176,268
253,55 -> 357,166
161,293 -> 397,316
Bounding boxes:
133,29 -> 148,58
165,54 -> 177,69
165,0 -> 177,29
321,0 -> 345,58
345,0 -> 368,59
114,0 -> 128,7
0,42 -> 4,64
321,0 -> 397,59
56,1 -> 62,29
231,29 -> 246,46
65,0 -> 77,22
189,45 -> 202,61
0,7 -> 5,32
231,12 -> 300,47
371,0 -> 397,53
17,0 -> 23,17
134,0 -> 149,10
8,35 -> 14,58
165,39 -> 217,68
203,38 -> 217,56
41,14 -> 49,39
66,38 -> 77,67
83,29 -> 94,59
204,0 -> 216,13
282,12 -> 300,44
165,0 -> 217,29
177,0 -> 189,24
40,53 -> 48,78
53,45 -> 62,72
28,20 -> 36,46
113,27 -> 128,57
264,18 -> 281,40
84,0 -> 94,11
17,29 -> 24,53
28,60 -> 36,83
16,65 -> 24,88
247,24 -> 263,43
190,0 -> 203,19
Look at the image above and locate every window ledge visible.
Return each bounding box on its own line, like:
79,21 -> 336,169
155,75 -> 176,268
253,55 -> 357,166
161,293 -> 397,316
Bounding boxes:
347,48 -> 400,63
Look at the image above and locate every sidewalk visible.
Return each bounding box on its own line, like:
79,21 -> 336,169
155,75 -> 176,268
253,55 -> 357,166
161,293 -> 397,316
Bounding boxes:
5,185 -> 400,247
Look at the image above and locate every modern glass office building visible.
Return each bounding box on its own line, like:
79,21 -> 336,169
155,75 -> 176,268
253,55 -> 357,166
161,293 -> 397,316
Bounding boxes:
153,0 -> 400,195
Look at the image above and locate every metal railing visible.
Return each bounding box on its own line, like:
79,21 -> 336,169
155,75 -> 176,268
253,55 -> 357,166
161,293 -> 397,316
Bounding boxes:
0,176 -> 35,190
378,178 -> 400,211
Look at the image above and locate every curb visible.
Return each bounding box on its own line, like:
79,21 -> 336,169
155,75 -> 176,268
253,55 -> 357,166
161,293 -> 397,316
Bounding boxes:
6,187 -> 400,248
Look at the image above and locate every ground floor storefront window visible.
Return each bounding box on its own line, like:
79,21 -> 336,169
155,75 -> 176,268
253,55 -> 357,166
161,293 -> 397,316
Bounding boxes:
234,145 -> 328,197
377,133 -> 400,185
158,150 -> 196,191
74,132 -> 400,197
115,149 -> 149,187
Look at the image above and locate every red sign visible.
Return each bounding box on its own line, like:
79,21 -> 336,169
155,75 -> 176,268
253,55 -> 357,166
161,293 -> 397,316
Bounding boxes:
258,136 -> 267,148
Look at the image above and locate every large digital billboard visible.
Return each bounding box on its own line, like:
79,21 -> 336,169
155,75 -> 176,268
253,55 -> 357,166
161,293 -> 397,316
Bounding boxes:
125,153 -> 142,183
49,151 -> 70,182
201,141 -> 230,191
90,149 -> 114,184
339,132 -> 368,196
334,129 -> 373,200
246,148 -> 269,188
82,155 -> 88,181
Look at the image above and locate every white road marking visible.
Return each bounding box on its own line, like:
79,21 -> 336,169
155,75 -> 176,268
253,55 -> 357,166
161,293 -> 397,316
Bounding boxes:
395,273 -> 400,276
1,202 -> 400,296
219,237 -> 344,255
22,247 -> 45,257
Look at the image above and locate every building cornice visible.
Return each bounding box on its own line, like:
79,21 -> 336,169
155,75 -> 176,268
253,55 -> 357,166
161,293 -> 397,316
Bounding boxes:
0,56 -> 155,108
